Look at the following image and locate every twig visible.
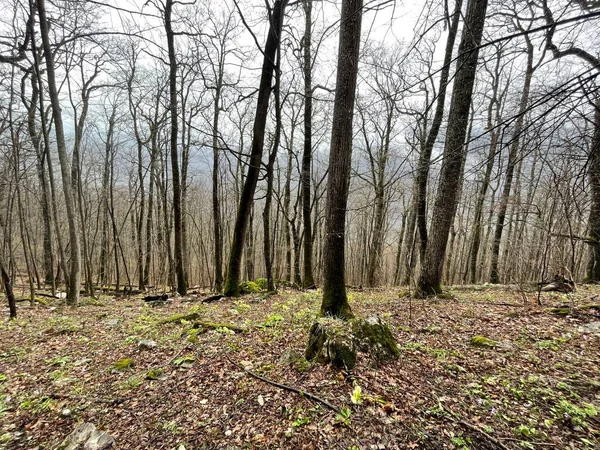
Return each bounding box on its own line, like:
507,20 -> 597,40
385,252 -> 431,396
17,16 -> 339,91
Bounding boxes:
226,355 -> 341,413
450,416 -> 512,450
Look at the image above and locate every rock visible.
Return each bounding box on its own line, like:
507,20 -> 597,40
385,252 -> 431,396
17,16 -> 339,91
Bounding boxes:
579,321 -> 600,335
137,340 -> 157,350
351,315 -> 400,363
58,423 -> 115,450
106,319 -> 119,327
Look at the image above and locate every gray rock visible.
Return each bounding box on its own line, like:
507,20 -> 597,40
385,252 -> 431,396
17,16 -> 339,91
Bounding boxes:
58,423 -> 115,450
138,339 -> 158,350
579,321 -> 600,335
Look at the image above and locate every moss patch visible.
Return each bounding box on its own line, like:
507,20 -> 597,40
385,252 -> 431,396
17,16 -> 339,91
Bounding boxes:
470,335 -> 498,348
111,358 -> 135,371
239,281 -> 261,294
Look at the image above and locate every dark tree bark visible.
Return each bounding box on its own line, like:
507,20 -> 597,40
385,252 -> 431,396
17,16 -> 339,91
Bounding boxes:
319,0 -> 363,319
415,0 -> 463,260
263,45 -> 283,292
1,256 -> 16,319
301,0 -> 316,288
417,0 -> 489,296
164,0 -> 187,295
224,0 -> 288,296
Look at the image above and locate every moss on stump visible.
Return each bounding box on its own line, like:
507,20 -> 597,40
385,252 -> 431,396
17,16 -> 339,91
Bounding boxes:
305,315 -> 399,369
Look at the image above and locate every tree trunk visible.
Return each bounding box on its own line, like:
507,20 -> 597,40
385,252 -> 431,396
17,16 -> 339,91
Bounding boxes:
588,99 -> 600,281
164,0 -> 187,295
489,36 -> 534,284
415,0 -> 463,260
36,0 -> 81,305
224,0 -> 288,296
320,0 -> 363,319
417,0 -> 488,296
302,0 -> 316,288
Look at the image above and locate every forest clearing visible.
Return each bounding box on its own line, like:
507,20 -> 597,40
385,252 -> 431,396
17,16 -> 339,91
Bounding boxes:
1,285 -> 599,449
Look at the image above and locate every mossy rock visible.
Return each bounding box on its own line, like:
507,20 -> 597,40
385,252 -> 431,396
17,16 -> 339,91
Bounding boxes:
305,315 -> 399,369
351,316 -> 400,363
111,358 -> 135,371
239,281 -> 261,294
470,335 -> 498,348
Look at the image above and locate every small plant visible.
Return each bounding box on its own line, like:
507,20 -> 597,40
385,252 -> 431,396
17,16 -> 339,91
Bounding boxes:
553,399 -> 598,427
172,355 -> 195,368
259,314 -> 283,328
45,355 -> 71,367
451,435 -> 471,449
514,424 -> 538,438
233,300 -> 251,314
121,375 -> 143,390
350,385 -> 363,405
292,416 -> 311,427
239,281 -> 261,294
335,407 -> 352,426
254,278 -> 268,291
0,373 -> 7,382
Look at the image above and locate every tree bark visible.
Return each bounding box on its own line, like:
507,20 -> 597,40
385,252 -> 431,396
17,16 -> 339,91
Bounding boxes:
319,0 -> 363,319
301,0 -> 316,288
224,0 -> 288,296
417,0 -> 488,296
489,35 -> 534,284
415,0 -> 463,260
36,0 -> 81,305
164,0 -> 187,295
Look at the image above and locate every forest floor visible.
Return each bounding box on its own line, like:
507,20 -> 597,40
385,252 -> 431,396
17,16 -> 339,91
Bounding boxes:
1,285 -> 599,450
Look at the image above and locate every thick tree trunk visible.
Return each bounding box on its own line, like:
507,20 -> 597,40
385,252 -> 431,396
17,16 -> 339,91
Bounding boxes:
1,257 -> 16,319
417,0 -> 488,296
36,0 -> 81,305
224,0 -> 287,296
320,0 -> 363,319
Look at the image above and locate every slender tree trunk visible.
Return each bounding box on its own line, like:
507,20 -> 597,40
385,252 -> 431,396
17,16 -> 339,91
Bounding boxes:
224,0 -> 288,296
417,0 -> 488,296
490,37 -> 534,283
320,0 -> 363,319
301,0 -> 316,288
415,0 -> 463,260
164,0 -> 187,295
36,0 -> 81,305
588,99 -> 600,281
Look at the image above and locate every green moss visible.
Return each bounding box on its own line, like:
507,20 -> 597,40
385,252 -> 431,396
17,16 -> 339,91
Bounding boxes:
548,307 -> 570,316
159,312 -> 201,324
470,335 -> 498,347
239,281 -> 261,294
145,368 -> 165,380
351,316 -> 400,362
111,358 -> 135,371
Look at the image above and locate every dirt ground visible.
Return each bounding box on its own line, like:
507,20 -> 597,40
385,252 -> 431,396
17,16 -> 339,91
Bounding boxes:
1,285 -> 599,449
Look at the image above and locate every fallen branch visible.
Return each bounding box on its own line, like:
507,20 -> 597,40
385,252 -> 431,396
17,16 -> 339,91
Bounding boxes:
434,399 -> 511,450
202,294 -> 226,303
226,355 -> 341,413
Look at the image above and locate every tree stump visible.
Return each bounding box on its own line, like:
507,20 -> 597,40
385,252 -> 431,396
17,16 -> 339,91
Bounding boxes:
305,315 -> 399,369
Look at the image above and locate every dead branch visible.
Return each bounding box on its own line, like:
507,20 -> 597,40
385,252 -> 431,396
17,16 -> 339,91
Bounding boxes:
226,355 -> 341,413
